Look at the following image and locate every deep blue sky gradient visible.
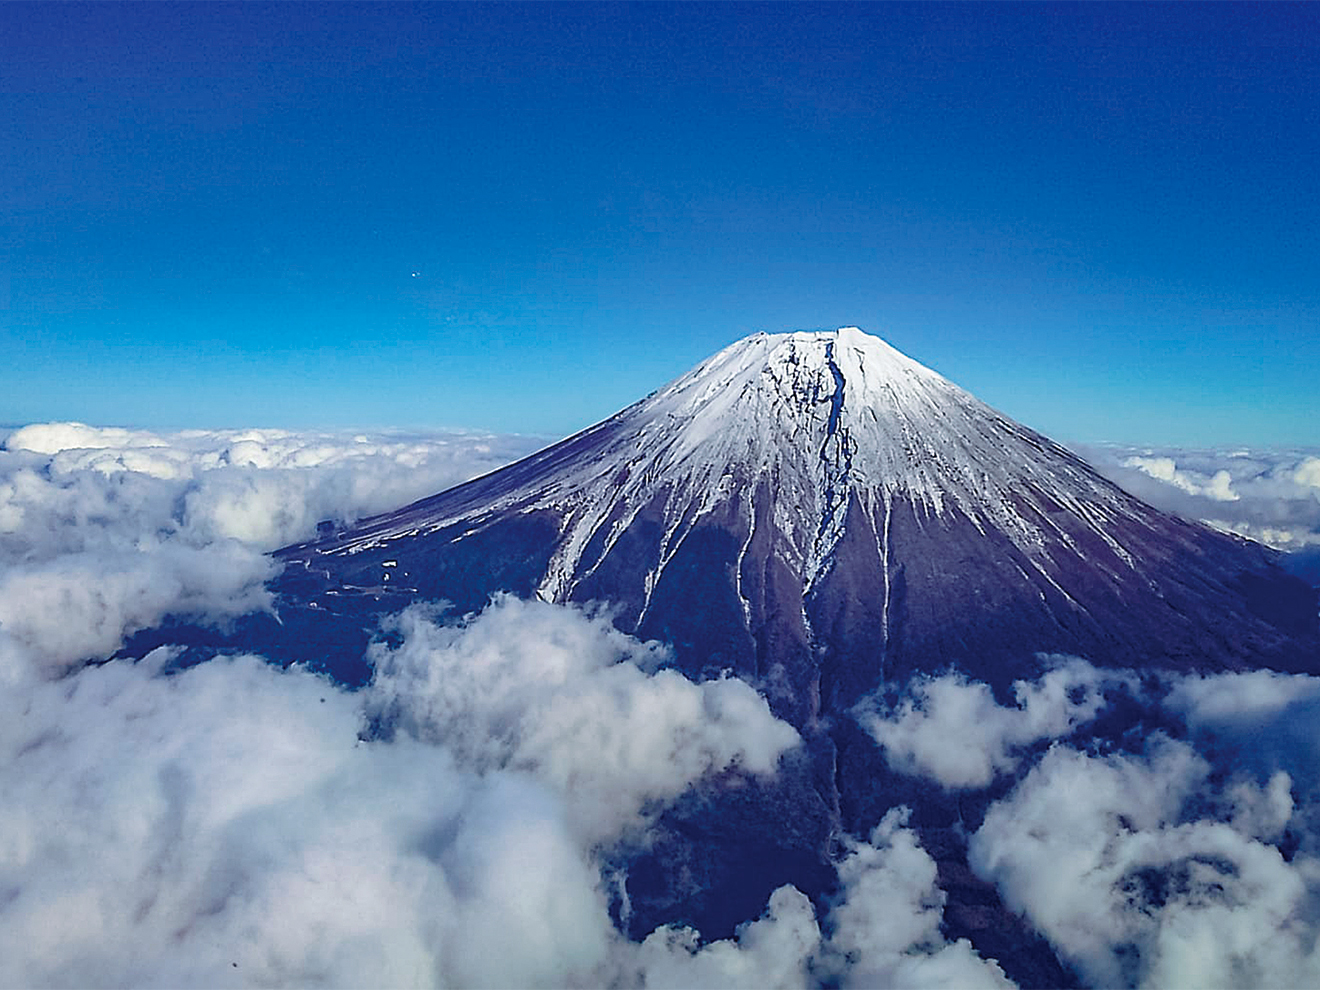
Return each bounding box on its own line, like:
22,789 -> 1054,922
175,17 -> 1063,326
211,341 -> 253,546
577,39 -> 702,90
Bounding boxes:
3,2 -> 1317,444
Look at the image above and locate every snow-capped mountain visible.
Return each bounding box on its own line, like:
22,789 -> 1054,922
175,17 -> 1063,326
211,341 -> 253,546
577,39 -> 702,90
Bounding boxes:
276,328 -> 1316,720
119,327 -> 1316,984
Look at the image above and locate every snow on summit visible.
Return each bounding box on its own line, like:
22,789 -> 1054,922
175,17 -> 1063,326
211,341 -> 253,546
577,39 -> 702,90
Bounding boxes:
271,325 -> 1313,729
319,327 -> 1147,598
100,326 -> 1317,982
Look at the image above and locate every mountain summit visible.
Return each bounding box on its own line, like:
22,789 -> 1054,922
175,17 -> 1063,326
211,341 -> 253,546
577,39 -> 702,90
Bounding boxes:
125,327 -> 1316,978
276,327 -> 1315,718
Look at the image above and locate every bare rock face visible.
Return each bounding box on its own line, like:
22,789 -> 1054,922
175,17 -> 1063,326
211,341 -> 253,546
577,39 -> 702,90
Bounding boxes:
276,327 -> 1316,709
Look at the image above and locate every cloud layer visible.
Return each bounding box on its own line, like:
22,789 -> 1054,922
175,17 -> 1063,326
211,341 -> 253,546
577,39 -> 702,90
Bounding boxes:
0,423 -> 541,678
0,422 -> 1010,989
1078,443 -> 1320,552
4,422 -> 1320,988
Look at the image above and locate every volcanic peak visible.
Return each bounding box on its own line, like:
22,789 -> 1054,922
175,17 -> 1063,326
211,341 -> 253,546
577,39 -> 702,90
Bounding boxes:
248,334 -> 1318,989
616,326 -> 1147,583
246,322 -> 1319,726
317,329 -> 1150,610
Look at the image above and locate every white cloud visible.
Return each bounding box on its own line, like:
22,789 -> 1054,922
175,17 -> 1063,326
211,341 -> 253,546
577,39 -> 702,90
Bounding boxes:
2,422 -> 542,554
0,604 -> 810,989
623,810 -> 1014,990
0,423 -> 542,677
1202,519 -> 1320,551
1,649 -> 465,988
1221,770 -> 1295,842
1162,669 -> 1320,836
1078,443 -> 1320,551
0,541 -> 273,678
969,735 -> 1320,989
855,659 -> 1119,788
969,736 -> 1208,983
819,808 -> 1013,989
1123,455 -> 1240,502
1296,457 -> 1320,490
6,422 -> 176,456
366,596 -> 801,844
1165,668 -> 1320,726
854,662 -> 1320,989
627,886 -> 822,990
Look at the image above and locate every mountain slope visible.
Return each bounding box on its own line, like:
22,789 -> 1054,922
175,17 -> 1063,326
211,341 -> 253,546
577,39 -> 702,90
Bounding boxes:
275,328 -> 1316,717
120,327 -> 1315,982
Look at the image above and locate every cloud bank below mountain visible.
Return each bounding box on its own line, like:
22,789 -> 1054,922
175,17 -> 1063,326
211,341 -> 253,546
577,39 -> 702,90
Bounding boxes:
2,423 -> 1319,988
0,423 -> 542,678
1078,443 -> 1320,553
0,423 -> 1007,988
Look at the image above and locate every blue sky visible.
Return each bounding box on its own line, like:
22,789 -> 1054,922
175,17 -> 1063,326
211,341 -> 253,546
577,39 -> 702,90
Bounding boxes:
3,2 -> 1316,445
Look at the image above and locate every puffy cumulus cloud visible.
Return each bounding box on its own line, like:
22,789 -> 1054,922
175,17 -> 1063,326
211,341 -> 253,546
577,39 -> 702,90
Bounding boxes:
0,602 -> 814,989
0,647 -> 621,989
366,596 -> 801,844
1220,771 -> 1296,843
0,541 -> 273,680
855,659 -> 1120,788
5,421 -> 177,456
1297,457 -> 1320,489
1076,443 -> 1320,552
0,422 -> 540,678
969,735 -> 1320,989
1123,455 -> 1240,502
621,809 -> 1012,990
626,886 -> 822,989
818,808 -> 1013,989
851,662 -> 1320,988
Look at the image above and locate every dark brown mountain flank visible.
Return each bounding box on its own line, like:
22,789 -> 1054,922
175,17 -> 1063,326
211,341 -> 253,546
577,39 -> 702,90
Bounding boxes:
277,328 -> 1316,708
